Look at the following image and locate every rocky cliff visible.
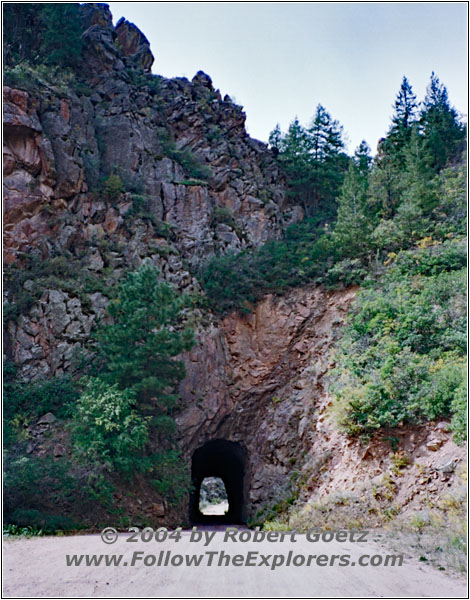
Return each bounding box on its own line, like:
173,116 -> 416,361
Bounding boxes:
4,3 -> 464,529
4,3 -> 301,384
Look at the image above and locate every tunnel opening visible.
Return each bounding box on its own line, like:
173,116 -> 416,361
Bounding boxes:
190,439 -> 247,524
199,477 -> 228,516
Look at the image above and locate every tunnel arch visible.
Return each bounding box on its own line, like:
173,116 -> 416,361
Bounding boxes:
190,439 -> 247,524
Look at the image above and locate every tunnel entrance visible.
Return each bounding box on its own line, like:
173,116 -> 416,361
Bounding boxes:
190,440 -> 247,524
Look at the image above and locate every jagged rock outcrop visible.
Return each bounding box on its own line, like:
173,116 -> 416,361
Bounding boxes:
4,3 -> 302,384
4,4 -> 297,268
115,17 -> 154,72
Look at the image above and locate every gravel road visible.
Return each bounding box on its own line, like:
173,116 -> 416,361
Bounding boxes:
3,528 -> 467,598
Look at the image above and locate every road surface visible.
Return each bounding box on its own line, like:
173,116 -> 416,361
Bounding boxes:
200,501 -> 229,516
3,528 -> 467,597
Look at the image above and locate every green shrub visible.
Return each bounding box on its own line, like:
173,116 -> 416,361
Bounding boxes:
102,174 -> 124,201
160,132 -> 211,180
151,450 -> 192,507
3,523 -> 44,537
71,378 -> 150,476
451,380 -> 467,444
4,372 -> 80,446
8,509 -> 79,533
421,360 -> 466,420
199,219 -> 340,313
3,455 -> 81,521
4,254 -> 83,324
330,246 -> 466,437
4,374 -> 79,421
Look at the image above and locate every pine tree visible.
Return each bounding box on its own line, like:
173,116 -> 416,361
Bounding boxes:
3,4 -> 41,64
390,76 -> 418,135
95,263 -> 195,433
421,72 -> 465,171
271,118 -> 313,215
401,124 -> 438,215
308,104 -> 344,162
268,123 -> 282,154
354,140 -> 372,175
368,139 -> 403,219
39,3 -> 84,67
333,158 -> 373,258
384,76 -> 419,172
306,104 -> 347,217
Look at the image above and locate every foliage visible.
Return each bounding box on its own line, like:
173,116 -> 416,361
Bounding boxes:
102,174 -> 125,201
451,381 -> 467,444
421,72 -> 466,171
70,264 -> 195,503
70,378 -> 150,476
3,523 -> 44,537
4,371 -> 79,422
38,4 -> 84,67
199,224 -> 335,313
330,243 -> 466,437
3,3 -> 84,68
331,153 -> 374,259
201,74 -> 466,317
151,450 -> 192,506
126,68 -> 162,94
94,263 -> 194,416
387,76 -> 418,163
3,454 -> 82,526
270,105 -> 348,219
3,254 -> 87,323
159,130 -> 211,180
4,368 -> 80,447
6,510 -> 80,534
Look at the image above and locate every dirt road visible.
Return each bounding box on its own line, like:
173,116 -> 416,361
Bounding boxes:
201,501 -> 229,516
3,528 -> 467,598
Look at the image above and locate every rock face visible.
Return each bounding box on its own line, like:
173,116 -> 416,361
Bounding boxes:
3,3 -> 302,386
115,18 -> 154,72
3,6 -> 297,268
177,286 -> 357,516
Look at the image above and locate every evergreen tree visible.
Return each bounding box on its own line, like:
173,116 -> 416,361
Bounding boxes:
95,263 -> 195,435
370,77 -> 419,217
3,4 -> 40,64
3,3 -> 84,68
268,123 -> 282,154
39,3 -> 84,67
333,158 -> 373,258
421,72 -> 465,171
308,104 -> 344,162
390,76 -> 418,138
307,105 -> 348,218
271,118 -> 313,215
401,123 -> 438,215
354,140 -> 372,175
369,139 -> 403,219
376,77 -> 417,187
269,106 -> 347,220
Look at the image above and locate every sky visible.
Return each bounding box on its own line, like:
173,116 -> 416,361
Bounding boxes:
108,2 -> 468,154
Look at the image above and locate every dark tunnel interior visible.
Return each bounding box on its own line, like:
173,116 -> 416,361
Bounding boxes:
190,439 -> 247,524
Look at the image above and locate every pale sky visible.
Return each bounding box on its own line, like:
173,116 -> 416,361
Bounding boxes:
108,2 -> 468,154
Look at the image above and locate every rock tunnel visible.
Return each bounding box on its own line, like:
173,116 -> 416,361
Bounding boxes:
189,439 -> 247,524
